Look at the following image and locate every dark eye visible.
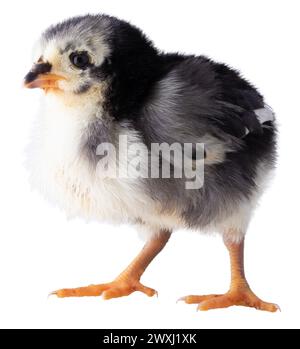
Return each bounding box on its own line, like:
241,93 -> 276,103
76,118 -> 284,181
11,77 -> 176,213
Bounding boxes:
69,51 -> 90,69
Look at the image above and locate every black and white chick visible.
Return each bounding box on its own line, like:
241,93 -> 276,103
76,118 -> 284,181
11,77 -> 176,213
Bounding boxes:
24,14 -> 278,311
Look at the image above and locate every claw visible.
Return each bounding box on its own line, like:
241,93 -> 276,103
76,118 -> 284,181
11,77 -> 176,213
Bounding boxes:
176,297 -> 185,304
47,291 -> 56,299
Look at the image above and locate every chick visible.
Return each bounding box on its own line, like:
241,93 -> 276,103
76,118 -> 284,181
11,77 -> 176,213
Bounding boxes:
24,14 -> 278,312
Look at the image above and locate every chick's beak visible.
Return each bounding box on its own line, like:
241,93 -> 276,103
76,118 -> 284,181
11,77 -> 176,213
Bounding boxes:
25,73 -> 66,90
24,62 -> 66,91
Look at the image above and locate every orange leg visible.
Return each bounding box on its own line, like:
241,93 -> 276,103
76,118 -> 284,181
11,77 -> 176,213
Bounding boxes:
52,231 -> 171,299
181,236 -> 279,312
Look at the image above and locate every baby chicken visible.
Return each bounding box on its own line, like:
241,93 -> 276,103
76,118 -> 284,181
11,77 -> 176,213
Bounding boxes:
24,14 -> 278,312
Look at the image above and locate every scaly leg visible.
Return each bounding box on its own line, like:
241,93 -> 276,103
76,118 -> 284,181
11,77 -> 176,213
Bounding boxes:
180,235 -> 279,312
53,231 -> 171,299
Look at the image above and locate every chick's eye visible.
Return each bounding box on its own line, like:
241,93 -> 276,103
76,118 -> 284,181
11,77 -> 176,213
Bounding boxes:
69,52 -> 90,69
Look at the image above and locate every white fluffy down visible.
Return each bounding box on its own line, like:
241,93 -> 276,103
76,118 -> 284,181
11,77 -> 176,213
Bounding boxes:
27,92 -> 184,235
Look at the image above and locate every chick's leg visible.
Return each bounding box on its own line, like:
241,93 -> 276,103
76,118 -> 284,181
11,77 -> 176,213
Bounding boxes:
181,236 -> 279,312
53,231 -> 171,299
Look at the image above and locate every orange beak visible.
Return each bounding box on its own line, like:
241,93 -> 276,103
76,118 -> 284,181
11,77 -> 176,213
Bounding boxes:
24,73 -> 66,91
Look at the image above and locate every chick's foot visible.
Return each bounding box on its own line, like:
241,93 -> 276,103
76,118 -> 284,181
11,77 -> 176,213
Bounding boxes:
52,279 -> 157,299
51,233 -> 171,300
180,288 -> 279,312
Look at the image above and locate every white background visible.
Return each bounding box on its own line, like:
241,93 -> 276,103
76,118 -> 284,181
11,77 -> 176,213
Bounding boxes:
0,0 -> 299,329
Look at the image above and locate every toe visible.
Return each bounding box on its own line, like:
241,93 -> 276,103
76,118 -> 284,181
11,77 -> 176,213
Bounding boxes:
102,286 -> 132,300
196,291 -> 280,312
136,283 -> 157,297
254,300 -> 280,312
197,294 -> 234,311
180,294 -> 219,304
51,280 -> 158,300
53,284 -> 109,297
239,291 -> 280,312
